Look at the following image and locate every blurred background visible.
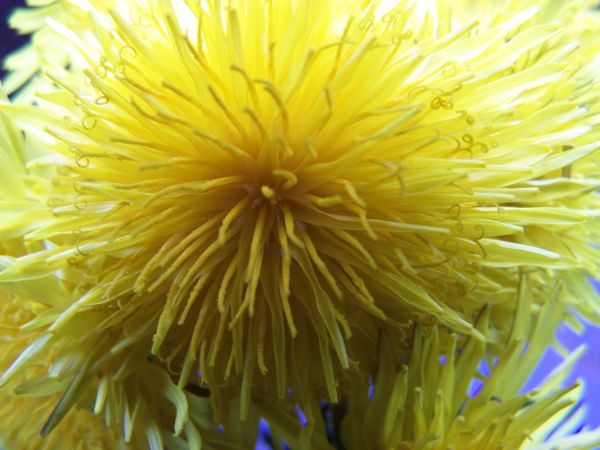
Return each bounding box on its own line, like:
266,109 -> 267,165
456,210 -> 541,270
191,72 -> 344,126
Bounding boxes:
1,0 -> 599,445
0,0 -> 27,79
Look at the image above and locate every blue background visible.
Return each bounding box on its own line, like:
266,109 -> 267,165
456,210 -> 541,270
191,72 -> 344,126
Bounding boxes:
1,0 -> 599,446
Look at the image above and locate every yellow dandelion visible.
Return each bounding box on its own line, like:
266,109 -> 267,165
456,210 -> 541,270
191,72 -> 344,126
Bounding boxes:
340,274 -> 600,450
2,0 -> 600,428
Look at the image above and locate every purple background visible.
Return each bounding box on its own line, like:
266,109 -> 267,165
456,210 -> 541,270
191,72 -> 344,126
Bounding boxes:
1,0 -> 599,447
523,304 -> 600,429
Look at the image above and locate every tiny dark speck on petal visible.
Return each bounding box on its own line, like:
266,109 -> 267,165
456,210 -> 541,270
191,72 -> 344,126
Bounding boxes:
185,383 -> 210,397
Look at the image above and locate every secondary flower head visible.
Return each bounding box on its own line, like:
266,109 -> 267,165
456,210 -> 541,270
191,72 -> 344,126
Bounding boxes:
2,0 -> 600,427
0,268 -> 129,450
0,396 -> 127,450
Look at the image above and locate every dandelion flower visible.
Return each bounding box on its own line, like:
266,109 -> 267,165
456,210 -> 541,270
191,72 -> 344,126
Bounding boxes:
2,0 -> 600,427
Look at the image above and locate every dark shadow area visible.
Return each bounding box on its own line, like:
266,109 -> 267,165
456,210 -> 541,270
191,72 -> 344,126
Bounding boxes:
1,0 -> 28,79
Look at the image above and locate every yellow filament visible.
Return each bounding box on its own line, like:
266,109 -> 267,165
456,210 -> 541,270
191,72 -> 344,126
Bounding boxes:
332,229 -> 377,269
245,206 -> 268,283
276,222 -> 297,337
217,254 -> 240,313
218,197 -> 250,245
303,233 -> 343,299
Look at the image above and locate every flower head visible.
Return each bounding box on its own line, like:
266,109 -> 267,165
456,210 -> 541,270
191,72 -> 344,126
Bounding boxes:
2,0 -> 600,431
